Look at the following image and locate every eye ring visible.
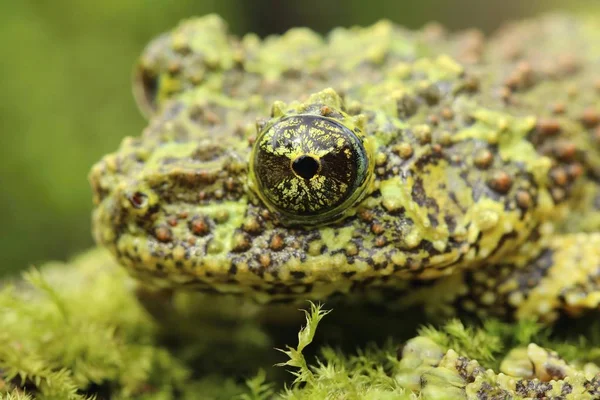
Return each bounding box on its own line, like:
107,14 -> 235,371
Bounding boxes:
250,114 -> 373,225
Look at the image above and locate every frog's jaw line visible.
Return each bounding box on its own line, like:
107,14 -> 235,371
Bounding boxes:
121,259 -> 417,305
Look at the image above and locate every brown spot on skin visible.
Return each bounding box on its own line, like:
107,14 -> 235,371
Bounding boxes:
581,108 -> 600,128
553,140 -> 577,162
474,148 -> 494,169
167,61 -> 181,74
320,105 -> 333,116
568,163 -> 584,179
536,118 -> 562,135
204,110 -> 221,125
232,232 -> 251,252
243,217 -> 262,234
375,236 -> 387,247
551,102 -> 566,115
189,216 -> 211,236
428,115 -> 439,126
487,170 -> 513,194
516,190 -> 532,209
371,222 -> 385,235
463,76 -> 480,93
225,177 -> 236,192
359,209 -> 374,222
259,254 -> 271,268
155,226 -> 173,242
409,125 -> 433,148
504,61 -> 534,90
167,216 -> 178,227
450,154 -> 462,163
393,143 -> 413,159
189,73 -> 203,85
441,107 -> 454,120
270,234 -> 285,251
550,168 -> 568,186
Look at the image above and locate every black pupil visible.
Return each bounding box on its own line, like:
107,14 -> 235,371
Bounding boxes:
292,156 -> 320,180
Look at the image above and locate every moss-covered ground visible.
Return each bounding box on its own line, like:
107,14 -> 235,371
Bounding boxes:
1,249 -> 599,399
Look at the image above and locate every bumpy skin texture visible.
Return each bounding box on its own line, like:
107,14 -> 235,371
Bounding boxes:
90,14 -> 600,322
396,336 -> 600,399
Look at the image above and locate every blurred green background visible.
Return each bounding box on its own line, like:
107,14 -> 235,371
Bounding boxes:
0,0 -> 597,276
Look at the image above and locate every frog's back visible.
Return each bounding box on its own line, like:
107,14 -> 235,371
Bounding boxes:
132,13 -> 600,224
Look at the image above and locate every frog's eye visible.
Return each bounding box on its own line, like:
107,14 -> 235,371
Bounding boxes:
250,114 -> 371,225
132,65 -> 159,118
128,191 -> 149,209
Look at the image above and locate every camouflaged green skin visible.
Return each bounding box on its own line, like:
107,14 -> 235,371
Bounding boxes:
396,336 -> 600,399
90,14 -> 600,319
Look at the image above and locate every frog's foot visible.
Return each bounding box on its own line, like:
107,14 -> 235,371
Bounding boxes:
458,233 -> 600,322
396,336 -> 600,398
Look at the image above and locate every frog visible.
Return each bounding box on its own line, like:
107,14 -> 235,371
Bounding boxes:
89,13 -> 600,326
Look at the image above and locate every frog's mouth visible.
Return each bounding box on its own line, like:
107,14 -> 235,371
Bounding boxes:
91,173 -> 424,304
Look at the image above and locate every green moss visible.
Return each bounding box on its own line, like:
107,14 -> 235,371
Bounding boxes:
1,249 -> 599,399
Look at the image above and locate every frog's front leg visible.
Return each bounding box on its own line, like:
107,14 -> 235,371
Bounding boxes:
458,233 -> 600,322
399,233 -> 600,322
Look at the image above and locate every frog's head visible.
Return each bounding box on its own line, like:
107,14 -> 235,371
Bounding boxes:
91,83 -> 550,303
90,89 -> 381,302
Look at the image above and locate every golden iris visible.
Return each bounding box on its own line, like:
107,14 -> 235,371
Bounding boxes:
251,114 -> 371,224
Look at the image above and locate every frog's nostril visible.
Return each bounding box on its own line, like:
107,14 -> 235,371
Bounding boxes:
133,66 -> 159,118
292,155 -> 320,180
128,192 -> 148,209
